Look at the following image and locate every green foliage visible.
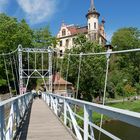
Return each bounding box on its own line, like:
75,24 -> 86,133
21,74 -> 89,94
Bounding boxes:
33,26 -> 58,48
110,27 -> 140,98
62,34 -> 106,101
112,27 -> 140,50
124,84 -> 136,97
0,14 -> 57,93
0,13 -> 33,53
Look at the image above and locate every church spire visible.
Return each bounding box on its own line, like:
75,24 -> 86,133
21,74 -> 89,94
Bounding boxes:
86,0 -> 100,18
90,0 -> 95,11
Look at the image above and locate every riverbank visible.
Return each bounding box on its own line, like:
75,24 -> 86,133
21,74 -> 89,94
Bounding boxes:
77,99 -> 140,125
0,93 -> 11,101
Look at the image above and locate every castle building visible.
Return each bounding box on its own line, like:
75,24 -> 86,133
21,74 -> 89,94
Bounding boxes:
56,0 -> 106,56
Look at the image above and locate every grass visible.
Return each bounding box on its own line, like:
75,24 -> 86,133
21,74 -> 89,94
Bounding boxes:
76,100 -> 140,126
108,100 -> 140,112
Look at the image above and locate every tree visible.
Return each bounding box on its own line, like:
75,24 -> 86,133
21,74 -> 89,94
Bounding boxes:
0,14 -> 33,53
110,27 -> 140,97
112,27 -> 140,50
0,14 -> 58,93
0,14 -> 33,93
61,34 -> 106,101
15,19 -> 33,48
33,27 -> 58,48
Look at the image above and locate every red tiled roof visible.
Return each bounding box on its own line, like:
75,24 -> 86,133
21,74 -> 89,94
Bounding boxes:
67,26 -> 77,35
67,26 -> 88,36
53,72 -> 72,85
77,26 -> 88,34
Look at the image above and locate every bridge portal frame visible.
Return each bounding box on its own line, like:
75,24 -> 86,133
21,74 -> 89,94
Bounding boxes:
18,45 -> 53,94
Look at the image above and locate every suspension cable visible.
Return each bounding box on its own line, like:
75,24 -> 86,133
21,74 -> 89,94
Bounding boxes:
28,52 -> 30,75
65,53 -> 70,91
56,48 -> 140,56
10,56 -> 17,96
76,53 -> 83,99
35,52 -> 37,69
13,55 -> 19,83
98,52 -> 111,140
58,58 -> 63,91
54,53 -> 58,92
3,55 -> 12,97
0,48 -> 18,56
42,52 -> 44,75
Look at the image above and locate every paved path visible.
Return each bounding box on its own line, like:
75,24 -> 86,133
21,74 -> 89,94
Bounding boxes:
26,98 -> 75,140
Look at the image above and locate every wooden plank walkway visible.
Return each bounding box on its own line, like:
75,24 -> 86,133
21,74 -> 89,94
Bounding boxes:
26,98 -> 75,140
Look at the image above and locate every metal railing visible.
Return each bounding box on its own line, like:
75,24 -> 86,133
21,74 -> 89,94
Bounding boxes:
42,93 -> 140,140
0,93 -> 32,140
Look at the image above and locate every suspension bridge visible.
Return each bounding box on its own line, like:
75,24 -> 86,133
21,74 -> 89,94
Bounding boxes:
0,45 -> 140,140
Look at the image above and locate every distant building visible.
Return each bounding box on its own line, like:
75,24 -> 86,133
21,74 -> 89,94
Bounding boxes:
56,0 -> 106,56
45,72 -> 74,97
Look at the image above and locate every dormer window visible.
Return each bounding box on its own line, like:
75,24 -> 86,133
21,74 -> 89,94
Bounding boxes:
62,29 -> 66,36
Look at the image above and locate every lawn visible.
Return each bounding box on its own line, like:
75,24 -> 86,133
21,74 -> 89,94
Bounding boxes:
76,100 -> 140,125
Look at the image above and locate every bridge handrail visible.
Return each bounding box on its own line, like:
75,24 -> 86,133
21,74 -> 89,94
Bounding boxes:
0,92 -> 32,140
0,92 -> 31,106
42,93 -> 140,140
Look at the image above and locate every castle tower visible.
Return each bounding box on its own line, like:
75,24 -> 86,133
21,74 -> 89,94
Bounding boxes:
86,0 -> 100,41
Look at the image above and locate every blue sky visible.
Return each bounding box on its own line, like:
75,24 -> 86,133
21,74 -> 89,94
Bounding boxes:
0,0 -> 140,41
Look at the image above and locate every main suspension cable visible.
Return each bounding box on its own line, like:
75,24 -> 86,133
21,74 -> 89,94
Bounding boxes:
56,48 -> 140,56
0,48 -> 18,56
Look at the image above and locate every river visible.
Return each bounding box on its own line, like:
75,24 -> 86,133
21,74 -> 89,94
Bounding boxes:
94,120 -> 140,140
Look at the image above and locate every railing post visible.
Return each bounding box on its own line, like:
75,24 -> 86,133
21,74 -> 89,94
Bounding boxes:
0,106 -> 5,140
84,105 -> 89,140
67,102 -> 82,140
14,99 -> 20,128
6,103 -> 14,140
45,93 -> 47,104
50,96 -> 53,109
64,99 -> 67,125
48,95 -> 50,106
23,95 -> 28,109
89,110 -> 95,139
55,98 -> 58,115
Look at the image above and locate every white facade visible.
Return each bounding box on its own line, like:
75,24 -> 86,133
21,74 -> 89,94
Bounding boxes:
56,0 -> 106,56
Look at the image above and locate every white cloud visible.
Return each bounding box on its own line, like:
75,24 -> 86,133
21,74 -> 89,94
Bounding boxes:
16,0 -> 57,24
0,0 -> 8,12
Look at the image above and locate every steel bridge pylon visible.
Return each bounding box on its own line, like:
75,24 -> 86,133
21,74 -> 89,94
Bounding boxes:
18,45 -> 52,94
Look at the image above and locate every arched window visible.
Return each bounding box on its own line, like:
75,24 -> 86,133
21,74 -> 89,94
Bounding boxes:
60,50 -> 63,57
62,29 -> 66,36
60,40 -> 62,46
94,22 -> 96,29
66,39 -> 69,47
88,23 -> 90,30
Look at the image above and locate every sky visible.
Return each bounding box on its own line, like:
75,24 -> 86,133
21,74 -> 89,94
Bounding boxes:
0,0 -> 140,41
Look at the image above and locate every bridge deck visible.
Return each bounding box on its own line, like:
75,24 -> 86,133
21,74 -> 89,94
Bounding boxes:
24,98 -> 75,140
